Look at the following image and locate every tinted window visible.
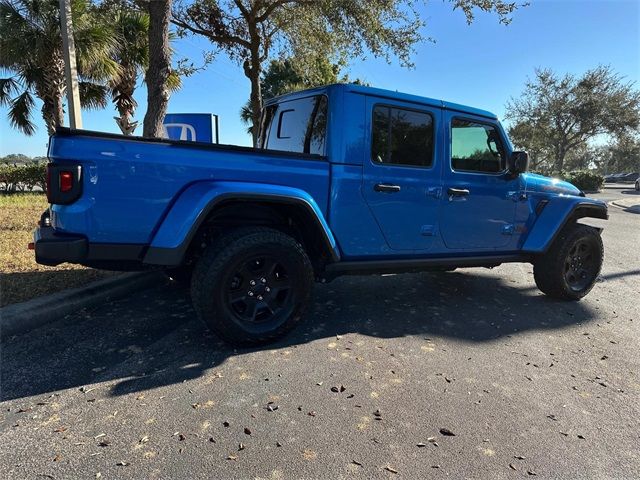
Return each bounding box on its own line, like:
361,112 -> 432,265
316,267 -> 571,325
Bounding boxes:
451,119 -> 506,173
261,95 -> 327,155
372,106 -> 434,168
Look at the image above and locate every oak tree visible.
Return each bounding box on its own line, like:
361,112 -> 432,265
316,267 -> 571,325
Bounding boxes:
506,66 -> 640,172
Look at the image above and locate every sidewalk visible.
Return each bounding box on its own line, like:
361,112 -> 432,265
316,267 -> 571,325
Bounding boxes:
610,196 -> 640,213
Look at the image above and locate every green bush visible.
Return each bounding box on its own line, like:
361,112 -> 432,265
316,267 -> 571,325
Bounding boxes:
0,163 -> 47,192
560,170 -> 604,192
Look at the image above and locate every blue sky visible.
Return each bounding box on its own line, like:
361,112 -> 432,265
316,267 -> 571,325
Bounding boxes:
1,0 -> 638,157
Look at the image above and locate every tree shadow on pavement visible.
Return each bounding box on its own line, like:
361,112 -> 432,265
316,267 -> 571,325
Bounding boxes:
1,269 -> 600,402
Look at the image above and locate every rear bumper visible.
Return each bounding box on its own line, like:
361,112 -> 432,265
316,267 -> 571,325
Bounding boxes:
33,226 -> 146,268
34,226 -> 88,266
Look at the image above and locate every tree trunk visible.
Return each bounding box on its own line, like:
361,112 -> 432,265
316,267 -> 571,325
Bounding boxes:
40,90 -> 64,136
40,50 -> 66,136
555,146 -> 566,172
115,65 -> 139,135
242,50 -> 263,146
248,64 -> 263,147
143,0 -> 172,138
42,100 -> 57,137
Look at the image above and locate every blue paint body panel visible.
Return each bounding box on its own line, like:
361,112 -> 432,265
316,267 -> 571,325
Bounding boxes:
150,180 -> 339,259
46,83 -> 607,268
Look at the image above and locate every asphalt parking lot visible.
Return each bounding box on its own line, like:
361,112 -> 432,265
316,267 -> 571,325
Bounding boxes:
1,186 -> 638,479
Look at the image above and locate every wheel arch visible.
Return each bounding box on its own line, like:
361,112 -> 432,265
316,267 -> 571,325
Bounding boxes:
522,199 -> 608,254
143,181 -> 340,267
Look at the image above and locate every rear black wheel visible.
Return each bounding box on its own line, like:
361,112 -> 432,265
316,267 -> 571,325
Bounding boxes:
191,227 -> 313,346
534,223 -> 603,300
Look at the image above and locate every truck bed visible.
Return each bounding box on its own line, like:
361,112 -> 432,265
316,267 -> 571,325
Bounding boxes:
48,128 -> 331,245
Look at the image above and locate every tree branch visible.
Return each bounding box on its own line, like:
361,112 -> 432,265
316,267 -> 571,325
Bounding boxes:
171,17 -> 251,49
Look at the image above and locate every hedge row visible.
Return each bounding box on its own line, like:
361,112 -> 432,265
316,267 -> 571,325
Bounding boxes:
559,170 -> 604,192
0,163 -> 47,192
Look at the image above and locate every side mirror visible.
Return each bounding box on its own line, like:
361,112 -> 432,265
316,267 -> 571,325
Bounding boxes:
508,151 -> 529,175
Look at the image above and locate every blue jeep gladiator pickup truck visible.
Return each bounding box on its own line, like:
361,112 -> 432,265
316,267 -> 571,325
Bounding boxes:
35,83 -> 608,345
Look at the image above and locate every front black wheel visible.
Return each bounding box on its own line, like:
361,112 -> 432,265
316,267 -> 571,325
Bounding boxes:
533,223 -> 603,300
191,227 -> 314,346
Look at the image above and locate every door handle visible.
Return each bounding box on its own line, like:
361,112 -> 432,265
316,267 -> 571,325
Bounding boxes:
447,187 -> 470,197
374,183 -> 401,193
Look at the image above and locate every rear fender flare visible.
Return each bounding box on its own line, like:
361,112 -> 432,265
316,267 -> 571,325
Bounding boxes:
143,181 -> 339,266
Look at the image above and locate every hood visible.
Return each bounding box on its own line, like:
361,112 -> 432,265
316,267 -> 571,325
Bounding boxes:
522,173 -> 582,196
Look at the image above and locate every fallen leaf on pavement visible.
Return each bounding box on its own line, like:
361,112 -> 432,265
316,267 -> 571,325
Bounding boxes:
439,428 -> 456,436
384,466 -> 398,474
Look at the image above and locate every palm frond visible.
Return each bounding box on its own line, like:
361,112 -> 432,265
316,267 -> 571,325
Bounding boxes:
0,76 -> 20,106
79,81 -> 108,109
167,71 -> 182,92
8,90 -> 36,135
0,0 -> 49,68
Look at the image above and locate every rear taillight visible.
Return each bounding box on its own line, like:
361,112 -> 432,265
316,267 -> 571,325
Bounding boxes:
59,171 -> 73,192
46,162 -> 82,205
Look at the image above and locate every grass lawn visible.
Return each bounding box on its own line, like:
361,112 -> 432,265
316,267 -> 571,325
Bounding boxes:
0,193 -> 115,307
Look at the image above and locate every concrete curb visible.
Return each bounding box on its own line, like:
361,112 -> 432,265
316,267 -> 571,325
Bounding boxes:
609,199 -> 640,214
0,271 -> 166,337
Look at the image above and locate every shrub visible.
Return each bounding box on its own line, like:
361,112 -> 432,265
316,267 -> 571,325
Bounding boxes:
0,163 -> 47,192
561,170 -> 604,192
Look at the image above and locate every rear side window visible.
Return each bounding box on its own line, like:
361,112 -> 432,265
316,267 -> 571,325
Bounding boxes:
371,106 -> 434,168
260,95 -> 327,155
451,118 -> 506,173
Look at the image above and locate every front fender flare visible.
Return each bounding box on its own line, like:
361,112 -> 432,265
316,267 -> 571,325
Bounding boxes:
522,198 -> 608,253
143,181 -> 339,266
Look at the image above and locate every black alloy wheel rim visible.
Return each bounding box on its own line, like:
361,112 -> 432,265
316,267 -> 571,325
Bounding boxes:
224,255 -> 294,325
564,238 -> 598,292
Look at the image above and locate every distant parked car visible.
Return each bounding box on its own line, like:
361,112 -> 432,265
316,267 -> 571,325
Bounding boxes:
605,173 -> 625,183
621,172 -> 639,183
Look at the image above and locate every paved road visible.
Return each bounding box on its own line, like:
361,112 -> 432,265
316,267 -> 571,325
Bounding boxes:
1,187 -> 638,479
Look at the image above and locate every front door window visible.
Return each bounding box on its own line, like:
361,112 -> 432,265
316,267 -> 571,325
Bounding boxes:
451,119 -> 506,173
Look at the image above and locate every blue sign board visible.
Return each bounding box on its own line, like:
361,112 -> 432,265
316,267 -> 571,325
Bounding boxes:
163,113 -> 218,143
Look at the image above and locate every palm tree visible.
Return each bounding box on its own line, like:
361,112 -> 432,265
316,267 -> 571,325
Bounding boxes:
0,0 -> 118,136
107,8 -> 149,135
105,8 -> 181,136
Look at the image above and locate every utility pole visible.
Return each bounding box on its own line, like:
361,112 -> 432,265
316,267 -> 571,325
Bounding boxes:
59,0 -> 82,129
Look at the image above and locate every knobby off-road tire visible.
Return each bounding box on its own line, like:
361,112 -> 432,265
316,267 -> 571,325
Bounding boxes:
191,227 -> 314,346
533,223 -> 603,300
